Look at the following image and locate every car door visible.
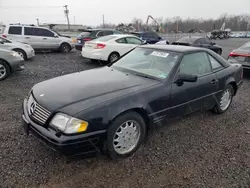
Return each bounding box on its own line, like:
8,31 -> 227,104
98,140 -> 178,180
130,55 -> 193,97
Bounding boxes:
35,28 -> 60,49
23,27 -> 44,49
6,26 -> 23,42
168,52 -> 218,118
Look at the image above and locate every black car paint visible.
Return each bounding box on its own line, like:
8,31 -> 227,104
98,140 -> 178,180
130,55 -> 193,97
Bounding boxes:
22,45 -> 243,155
132,32 -> 162,44
172,37 -> 222,54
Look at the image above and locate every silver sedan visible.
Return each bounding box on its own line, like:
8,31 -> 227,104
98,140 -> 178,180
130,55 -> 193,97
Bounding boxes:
0,48 -> 25,81
0,37 -> 35,60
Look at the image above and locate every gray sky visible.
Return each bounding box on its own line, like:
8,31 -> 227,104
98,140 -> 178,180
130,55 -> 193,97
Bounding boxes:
0,0 -> 249,26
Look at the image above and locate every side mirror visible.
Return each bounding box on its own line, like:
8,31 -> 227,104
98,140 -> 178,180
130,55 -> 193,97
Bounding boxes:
54,34 -> 59,38
142,40 -> 147,45
175,73 -> 198,85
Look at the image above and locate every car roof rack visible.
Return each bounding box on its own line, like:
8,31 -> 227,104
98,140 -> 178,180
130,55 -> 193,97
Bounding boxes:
9,23 -> 36,26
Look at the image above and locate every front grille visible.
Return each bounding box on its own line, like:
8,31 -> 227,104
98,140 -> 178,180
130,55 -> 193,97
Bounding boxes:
27,94 -> 51,125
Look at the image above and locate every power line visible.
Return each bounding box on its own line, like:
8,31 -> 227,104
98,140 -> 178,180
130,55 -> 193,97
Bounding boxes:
0,5 -> 63,9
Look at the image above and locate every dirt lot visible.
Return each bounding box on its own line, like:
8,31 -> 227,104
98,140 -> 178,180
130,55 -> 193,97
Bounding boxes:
0,39 -> 250,188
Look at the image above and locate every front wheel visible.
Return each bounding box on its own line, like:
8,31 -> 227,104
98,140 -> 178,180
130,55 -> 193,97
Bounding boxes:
213,84 -> 234,114
60,43 -> 71,53
106,112 -> 146,159
0,60 -> 11,81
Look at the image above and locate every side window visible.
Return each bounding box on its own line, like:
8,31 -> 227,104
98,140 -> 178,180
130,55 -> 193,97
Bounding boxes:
24,27 -> 36,36
144,32 -> 153,38
97,31 -> 104,37
204,38 -> 212,44
113,30 -> 122,34
179,52 -> 212,76
35,28 -> 54,37
198,38 -> 206,44
103,30 -> 113,36
207,54 -> 223,70
126,37 -> 142,45
116,38 -> 127,44
8,26 -> 22,35
194,39 -> 202,44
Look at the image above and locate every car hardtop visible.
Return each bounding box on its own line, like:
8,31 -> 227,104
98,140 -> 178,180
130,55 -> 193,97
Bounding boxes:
138,44 -> 231,67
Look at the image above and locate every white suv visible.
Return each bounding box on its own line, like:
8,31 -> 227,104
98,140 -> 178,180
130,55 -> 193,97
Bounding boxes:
2,24 -> 74,53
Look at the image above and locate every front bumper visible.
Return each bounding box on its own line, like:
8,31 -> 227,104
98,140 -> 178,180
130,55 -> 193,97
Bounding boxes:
9,58 -> 25,72
22,98 -> 106,155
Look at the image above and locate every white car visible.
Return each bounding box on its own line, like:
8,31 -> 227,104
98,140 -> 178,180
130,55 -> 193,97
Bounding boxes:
2,24 -> 74,53
81,34 -> 145,63
0,37 -> 35,60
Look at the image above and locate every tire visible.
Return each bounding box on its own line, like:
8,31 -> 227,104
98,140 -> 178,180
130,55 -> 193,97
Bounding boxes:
106,111 -> 147,159
59,43 -> 71,53
217,49 -> 222,55
13,49 -> 27,60
0,60 -> 11,81
213,84 -> 234,114
108,52 -> 120,63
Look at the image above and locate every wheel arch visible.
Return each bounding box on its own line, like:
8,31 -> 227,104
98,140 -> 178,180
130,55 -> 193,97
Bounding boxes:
109,107 -> 152,132
0,58 -> 11,72
12,48 -> 27,58
225,77 -> 237,95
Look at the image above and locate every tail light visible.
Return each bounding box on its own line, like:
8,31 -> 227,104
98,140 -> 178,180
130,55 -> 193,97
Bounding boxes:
95,43 -> 106,49
2,34 -> 7,38
83,38 -> 92,41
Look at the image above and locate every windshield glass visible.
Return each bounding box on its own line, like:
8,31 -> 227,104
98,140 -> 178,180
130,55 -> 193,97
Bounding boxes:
112,48 -> 181,79
78,31 -> 92,37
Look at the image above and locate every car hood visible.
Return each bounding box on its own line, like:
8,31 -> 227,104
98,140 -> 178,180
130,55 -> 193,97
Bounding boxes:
32,67 -> 159,113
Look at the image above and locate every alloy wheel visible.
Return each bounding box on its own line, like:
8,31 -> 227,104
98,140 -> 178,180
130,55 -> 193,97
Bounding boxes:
113,120 -> 141,155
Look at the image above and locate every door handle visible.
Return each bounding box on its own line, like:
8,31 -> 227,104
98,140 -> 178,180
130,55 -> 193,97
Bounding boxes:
25,37 -> 30,39
210,79 -> 218,84
43,38 -> 47,40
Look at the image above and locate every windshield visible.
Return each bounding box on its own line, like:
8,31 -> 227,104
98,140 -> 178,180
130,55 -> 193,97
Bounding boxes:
112,48 -> 181,79
78,31 -> 92,37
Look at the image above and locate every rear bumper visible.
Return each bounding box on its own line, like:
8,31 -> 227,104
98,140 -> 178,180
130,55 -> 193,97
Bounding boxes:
22,98 -> 106,155
81,49 -> 108,61
75,44 -> 83,51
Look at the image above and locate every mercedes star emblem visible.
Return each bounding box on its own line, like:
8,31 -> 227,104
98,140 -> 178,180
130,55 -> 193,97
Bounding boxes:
29,102 -> 37,115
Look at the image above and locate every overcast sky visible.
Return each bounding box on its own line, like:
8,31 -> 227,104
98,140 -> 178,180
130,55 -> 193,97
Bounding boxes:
0,0 -> 249,26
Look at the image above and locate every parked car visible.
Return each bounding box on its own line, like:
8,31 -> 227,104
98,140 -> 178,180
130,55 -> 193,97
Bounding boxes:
0,37 -> 35,60
131,31 -> 162,44
228,41 -> 250,70
234,32 -> 247,38
81,34 -> 145,63
0,48 -> 24,81
2,24 -> 74,53
75,28 -> 122,51
172,36 -> 223,55
246,32 -> 250,38
22,45 -> 243,158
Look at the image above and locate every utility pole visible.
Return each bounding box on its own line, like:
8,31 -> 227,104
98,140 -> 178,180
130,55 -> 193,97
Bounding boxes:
36,18 -> 40,26
64,5 -> 70,30
102,15 -> 105,28
74,16 -> 76,25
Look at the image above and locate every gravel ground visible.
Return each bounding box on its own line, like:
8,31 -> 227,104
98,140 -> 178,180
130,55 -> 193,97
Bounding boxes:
0,39 -> 250,188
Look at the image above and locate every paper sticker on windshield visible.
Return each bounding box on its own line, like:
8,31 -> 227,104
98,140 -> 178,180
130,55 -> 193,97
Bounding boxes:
151,51 -> 169,58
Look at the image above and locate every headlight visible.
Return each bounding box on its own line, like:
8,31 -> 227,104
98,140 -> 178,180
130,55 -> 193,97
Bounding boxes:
50,113 -> 88,134
10,51 -> 21,57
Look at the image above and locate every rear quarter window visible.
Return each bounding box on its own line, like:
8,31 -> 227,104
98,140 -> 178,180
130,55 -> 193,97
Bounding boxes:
8,26 -> 22,35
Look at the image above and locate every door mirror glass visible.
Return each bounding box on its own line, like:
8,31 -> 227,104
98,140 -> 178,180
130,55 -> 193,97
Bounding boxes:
175,73 -> 198,84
